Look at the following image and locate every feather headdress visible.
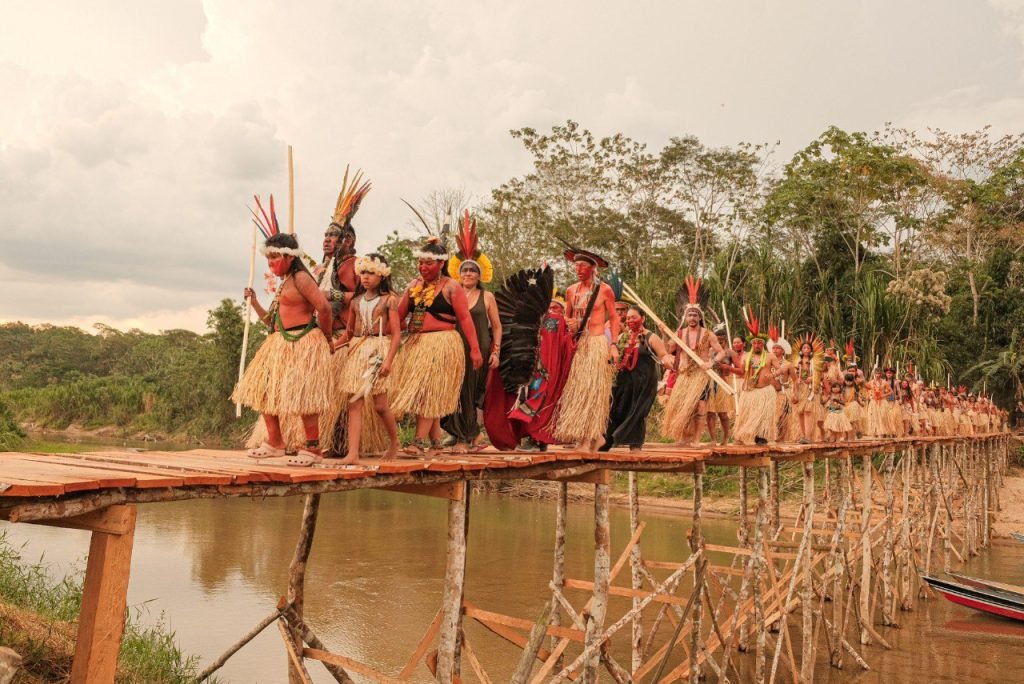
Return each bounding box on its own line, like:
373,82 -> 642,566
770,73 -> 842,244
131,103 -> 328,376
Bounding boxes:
842,338 -> 859,365
447,210 -> 494,283
767,322 -> 791,355
252,195 -> 303,257
791,332 -> 824,362
328,166 -> 371,235
675,275 -> 706,323
741,306 -> 768,342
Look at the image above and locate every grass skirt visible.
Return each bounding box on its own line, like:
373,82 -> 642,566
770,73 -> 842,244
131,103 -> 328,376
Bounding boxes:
339,336 -> 392,397
884,401 -> 903,436
553,334 -> 614,443
390,329 -> 464,419
661,370 -> 711,441
843,401 -> 863,426
865,399 -> 887,436
824,408 -> 853,434
776,391 -> 794,442
231,330 -> 334,416
706,381 -> 735,416
734,385 -> 777,444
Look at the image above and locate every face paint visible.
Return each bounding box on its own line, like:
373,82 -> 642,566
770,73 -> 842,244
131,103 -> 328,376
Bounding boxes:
268,255 -> 292,277
575,259 -> 594,281
418,259 -> 442,281
548,302 -> 565,316
626,312 -> 645,333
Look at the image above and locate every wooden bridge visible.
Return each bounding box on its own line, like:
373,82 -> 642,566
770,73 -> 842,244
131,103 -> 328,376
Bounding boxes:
0,433 -> 1013,683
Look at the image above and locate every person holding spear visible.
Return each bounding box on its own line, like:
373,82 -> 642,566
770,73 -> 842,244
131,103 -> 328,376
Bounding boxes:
232,196 -> 336,466
658,276 -> 729,446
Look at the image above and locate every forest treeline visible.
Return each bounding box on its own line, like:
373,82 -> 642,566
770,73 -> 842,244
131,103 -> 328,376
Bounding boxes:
2,122 -> 1022,444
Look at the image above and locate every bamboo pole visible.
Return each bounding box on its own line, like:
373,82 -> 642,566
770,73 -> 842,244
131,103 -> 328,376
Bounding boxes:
437,483 -> 471,682
860,453 -> 873,646
287,494 -> 321,684
881,454 -> 896,627
621,281 -> 733,394
800,459 -> 816,683
690,466 -> 705,684
550,482 -> 567,663
287,145 -> 295,235
582,481 -> 611,683
829,455 -> 852,668
235,224 -> 257,418
769,460 -> 781,537
628,472 -> 643,675
754,467 -> 769,683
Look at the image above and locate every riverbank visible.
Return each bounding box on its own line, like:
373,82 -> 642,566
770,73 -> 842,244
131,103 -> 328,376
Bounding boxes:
0,532 -> 211,683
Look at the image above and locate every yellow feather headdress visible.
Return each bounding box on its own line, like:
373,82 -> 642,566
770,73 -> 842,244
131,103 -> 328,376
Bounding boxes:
446,209 -> 493,283
328,165 -> 371,235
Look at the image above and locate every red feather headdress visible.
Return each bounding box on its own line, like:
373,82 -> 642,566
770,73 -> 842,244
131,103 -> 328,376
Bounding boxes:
447,210 -> 493,283
741,306 -> 768,342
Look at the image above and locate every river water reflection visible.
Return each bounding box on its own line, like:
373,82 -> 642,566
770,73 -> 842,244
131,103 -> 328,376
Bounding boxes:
3,490 -> 1023,682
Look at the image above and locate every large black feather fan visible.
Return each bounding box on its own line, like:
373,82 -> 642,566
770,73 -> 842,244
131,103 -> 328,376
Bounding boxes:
494,266 -> 555,394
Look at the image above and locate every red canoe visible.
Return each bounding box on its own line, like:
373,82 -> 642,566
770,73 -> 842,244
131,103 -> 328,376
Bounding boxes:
923,575 -> 1024,622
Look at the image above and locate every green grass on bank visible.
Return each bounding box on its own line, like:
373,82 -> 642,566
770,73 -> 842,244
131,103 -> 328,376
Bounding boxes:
0,531 -> 213,683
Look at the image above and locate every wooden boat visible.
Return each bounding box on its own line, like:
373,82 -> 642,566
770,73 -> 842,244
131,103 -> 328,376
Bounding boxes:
949,572 -> 1024,598
922,575 -> 1024,622
1011,531 -> 1024,544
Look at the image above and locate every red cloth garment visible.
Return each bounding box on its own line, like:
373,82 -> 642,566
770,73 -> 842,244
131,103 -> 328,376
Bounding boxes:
483,312 -> 576,448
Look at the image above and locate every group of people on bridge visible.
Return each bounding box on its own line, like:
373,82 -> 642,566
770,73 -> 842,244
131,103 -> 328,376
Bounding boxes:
231,170 -> 1009,466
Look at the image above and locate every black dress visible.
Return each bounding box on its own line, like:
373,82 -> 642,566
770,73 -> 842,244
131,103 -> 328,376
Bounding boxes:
602,331 -> 660,450
441,291 -> 492,443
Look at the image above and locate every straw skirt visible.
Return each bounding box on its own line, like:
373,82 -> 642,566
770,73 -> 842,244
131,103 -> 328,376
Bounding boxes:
390,330 -> 464,418
661,369 -> 711,441
734,385 -> 778,444
339,336 -> 392,397
231,330 -> 335,416
553,334 -> 614,443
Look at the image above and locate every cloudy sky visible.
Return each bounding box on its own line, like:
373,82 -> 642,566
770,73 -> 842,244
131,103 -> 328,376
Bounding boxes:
3,0 -> 1023,333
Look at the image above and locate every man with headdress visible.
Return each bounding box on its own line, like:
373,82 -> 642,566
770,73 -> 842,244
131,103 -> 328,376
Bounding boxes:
733,308 -> 781,444
233,198 -> 336,466
552,244 -> 620,453
660,276 -> 728,446
318,167 -> 369,329
391,236 -> 482,453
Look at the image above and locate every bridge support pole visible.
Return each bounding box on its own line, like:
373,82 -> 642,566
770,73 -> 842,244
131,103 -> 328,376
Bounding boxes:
437,482 -> 470,683
582,476 -> 610,683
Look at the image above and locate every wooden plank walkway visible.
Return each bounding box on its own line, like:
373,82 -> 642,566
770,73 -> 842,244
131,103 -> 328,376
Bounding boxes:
0,435 -> 979,522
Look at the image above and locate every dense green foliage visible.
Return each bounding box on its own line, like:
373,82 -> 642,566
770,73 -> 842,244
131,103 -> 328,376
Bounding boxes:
1,300 -> 264,443
0,397 -> 25,450
388,122 -> 1024,422
0,532 -> 211,682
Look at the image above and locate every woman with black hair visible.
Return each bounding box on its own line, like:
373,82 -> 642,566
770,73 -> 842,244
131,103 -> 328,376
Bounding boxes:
601,306 -> 672,451
391,236 -> 483,453
440,214 -> 502,452
233,231 -> 336,466
335,253 -> 401,461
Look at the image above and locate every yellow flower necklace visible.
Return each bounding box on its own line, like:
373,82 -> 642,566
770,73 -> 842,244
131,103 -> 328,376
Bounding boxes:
408,278 -> 439,332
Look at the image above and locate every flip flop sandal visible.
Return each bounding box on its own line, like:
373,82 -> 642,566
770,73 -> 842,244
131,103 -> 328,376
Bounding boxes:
286,450 -> 322,467
247,442 -> 286,459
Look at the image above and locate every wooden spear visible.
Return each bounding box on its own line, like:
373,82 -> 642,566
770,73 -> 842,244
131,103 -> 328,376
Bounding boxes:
287,145 -> 295,235
621,281 -> 733,394
235,224 -> 257,418
722,300 -> 740,412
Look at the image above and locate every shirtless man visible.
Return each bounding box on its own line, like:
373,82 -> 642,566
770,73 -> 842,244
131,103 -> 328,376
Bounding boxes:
660,285 -> 727,445
553,247 -> 619,452
234,232 -> 336,465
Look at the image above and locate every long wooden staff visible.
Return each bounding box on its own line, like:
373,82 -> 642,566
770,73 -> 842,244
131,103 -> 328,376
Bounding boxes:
621,282 -> 734,395
235,225 -> 257,418
722,300 -> 741,411
287,145 -> 295,235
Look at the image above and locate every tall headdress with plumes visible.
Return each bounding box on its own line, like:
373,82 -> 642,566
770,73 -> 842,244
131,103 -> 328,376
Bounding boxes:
252,195 -> 302,257
791,332 -> 824,383
842,338 -> 859,366
446,210 -> 494,283
675,275 -> 706,324
327,166 -> 371,239
766,322 -> 791,355
741,306 -> 768,343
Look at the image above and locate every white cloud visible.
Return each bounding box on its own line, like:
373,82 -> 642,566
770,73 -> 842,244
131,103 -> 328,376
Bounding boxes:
3,0 -> 1023,333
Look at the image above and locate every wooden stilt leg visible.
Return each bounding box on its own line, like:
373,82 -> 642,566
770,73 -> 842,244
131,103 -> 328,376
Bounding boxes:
800,459 -> 816,683
860,453 -> 873,646
437,482 -> 470,683
754,467 -> 769,683
770,460 -> 781,537
881,453 -> 896,627
582,479 -> 610,683
70,505 -> 137,684
288,494 -> 322,684
689,465 -> 705,684
628,472 -> 643,675
550,481 -> 567,664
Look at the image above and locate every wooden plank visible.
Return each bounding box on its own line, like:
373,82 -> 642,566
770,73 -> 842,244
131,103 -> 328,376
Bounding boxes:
32,506 -> 135,535
70,505 -> 136,684
10,455 -> 183,488
22,453 -> 232,487
383,482 -> 465,501
563,578 -> 692,607
398,608 -> 443,680
0,477 -> 65,497
464,605 -> 585,641
705,455 -> 771,468
305,648 -> 404,684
